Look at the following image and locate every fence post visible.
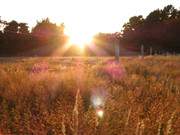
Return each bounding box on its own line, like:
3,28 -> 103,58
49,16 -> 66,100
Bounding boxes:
150,47 -> 152,56
115,42 -> 119,62
141,45 -> 144,58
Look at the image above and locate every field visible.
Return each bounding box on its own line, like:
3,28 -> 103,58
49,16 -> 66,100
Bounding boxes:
0,56 -> 179,135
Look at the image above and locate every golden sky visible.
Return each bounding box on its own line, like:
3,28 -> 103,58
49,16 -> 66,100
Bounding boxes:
1,0 -> 180,44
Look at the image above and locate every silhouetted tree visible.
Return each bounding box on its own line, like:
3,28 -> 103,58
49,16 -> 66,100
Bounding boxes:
18,23 -> 29,34
145,9 -> 162,23
123,15 -> 144,32
162,5 -> 177,20
121,4 -> 180,54
4,20 -> 19,34
32,18 -> 64,38
29,18 -> 67,56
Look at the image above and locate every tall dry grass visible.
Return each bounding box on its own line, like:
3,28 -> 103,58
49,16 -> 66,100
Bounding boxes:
0,56 -> 179,135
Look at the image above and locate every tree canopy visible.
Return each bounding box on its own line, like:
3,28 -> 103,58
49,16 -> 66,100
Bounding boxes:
0,18 -> 67,56
120,5 -> 180,54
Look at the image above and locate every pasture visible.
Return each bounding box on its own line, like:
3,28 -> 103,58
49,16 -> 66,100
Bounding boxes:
0,56 -> 179,135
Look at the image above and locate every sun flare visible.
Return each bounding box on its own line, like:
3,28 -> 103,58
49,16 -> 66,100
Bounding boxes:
69,34 -> 93,49
65,29 -> 94,49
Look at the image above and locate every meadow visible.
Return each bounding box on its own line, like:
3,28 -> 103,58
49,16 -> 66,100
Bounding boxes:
0,56 -> 179,135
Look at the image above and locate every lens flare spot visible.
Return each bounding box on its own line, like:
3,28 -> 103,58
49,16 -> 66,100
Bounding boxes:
92,97 -> 103,107
96,109 -> 104,118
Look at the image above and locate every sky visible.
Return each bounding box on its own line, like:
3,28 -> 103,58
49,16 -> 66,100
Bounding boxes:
0,0 -> 180,43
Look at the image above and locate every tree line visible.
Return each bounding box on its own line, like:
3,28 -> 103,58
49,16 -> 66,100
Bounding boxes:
0,5 -> 180,56
0,18 -> 67,56
94,5 -> 180,55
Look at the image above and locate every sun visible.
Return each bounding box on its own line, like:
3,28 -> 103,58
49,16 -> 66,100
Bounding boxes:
65,29 -> 94,49
69,33 -> 93,49
70,36 -> 86,48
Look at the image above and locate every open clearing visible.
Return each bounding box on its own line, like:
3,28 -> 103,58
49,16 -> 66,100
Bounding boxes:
0,56 -> 179,134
